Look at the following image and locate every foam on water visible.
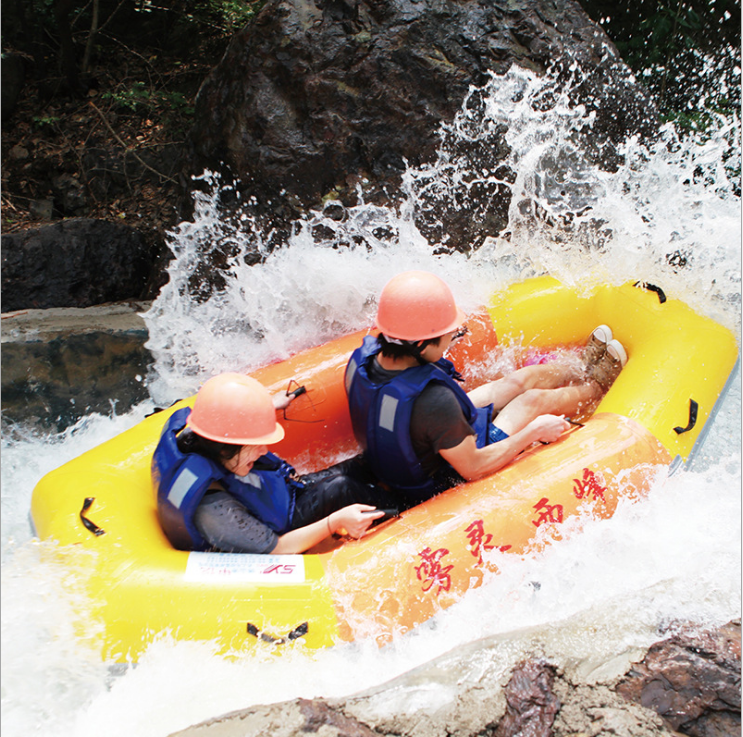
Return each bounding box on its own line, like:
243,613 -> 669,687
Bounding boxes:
2,392 -> 739,737
2,65 -> 740,737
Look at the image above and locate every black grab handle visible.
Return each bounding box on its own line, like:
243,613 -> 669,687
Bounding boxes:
80,497 -> 105,536
634,281 -> 667,304
674,399 -> 699,434
247,621 -> 308,644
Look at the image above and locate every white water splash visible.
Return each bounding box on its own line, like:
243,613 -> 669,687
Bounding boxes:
2,65 -> 740,737
141,66 -> 740,407
2,386 -> 739,737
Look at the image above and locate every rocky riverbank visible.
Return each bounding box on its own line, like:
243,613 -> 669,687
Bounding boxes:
3,0 -> 661,311
1,301 -> 151,430
171,620 -> 740,737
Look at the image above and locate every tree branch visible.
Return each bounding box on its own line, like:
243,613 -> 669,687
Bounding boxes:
88,101 -> 177,184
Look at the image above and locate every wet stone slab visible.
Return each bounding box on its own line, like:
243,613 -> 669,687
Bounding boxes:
1,302 -> 152,431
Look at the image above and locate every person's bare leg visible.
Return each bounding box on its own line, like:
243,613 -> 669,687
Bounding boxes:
468,362 -> 585,413
492,382 -> 602,436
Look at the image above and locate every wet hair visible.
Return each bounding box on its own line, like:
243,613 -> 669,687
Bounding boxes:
177,427 -> 241,466
376,333 -> 442,361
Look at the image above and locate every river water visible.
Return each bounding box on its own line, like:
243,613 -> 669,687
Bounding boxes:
2,66 -> 740,737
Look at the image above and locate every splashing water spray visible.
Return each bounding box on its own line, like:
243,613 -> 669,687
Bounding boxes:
2,64 -> 740,737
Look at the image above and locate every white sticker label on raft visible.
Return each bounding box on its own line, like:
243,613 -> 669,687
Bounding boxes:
184,553 -> 306,583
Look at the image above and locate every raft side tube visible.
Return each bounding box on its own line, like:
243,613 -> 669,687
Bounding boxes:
487,277 -> 739,461
320,412 -> 672,645
35,522 -> 341,662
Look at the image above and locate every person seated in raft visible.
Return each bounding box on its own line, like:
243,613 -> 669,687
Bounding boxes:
153,372 -> 400,554
344,270 -> 627,506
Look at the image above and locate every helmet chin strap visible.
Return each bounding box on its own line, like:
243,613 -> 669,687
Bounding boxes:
410,341 -> 429,365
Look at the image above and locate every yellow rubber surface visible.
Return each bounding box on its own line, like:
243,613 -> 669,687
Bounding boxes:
30,278 -> 738,661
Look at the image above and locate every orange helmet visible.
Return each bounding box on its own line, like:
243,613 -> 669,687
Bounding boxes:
187,373 -> 285,445
375,270 -> 466,341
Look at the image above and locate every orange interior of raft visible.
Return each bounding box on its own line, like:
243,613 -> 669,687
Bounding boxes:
29,277 -> 739,659
247,306 -> 673,644
253,308 -> 500,471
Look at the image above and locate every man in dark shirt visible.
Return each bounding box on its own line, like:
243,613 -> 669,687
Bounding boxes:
346,271 -> 626,501
365,358 -> 473,492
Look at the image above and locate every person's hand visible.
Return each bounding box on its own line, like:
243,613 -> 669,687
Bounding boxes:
272,393 -> 293,410
329,505 -> 385,538
530,414 -> 571,444
272,386 -> 306,410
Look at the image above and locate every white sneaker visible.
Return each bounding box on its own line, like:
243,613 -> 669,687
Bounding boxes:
606,339 -> 627,367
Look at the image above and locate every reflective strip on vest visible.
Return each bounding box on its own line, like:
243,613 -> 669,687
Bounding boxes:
244,472 -> 261,487
345,357 -> 358,394
168,467 -> 199,508
379,394 -> 398,432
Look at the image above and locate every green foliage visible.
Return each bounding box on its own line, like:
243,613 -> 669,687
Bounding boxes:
192,0 -> 265,34
135,0 -> 263,35
162,91 -> 196,118
101,82 -> 152,112
212,0 -> 261,31
101,82 -> 195,130
582,0 -> 741,125
32,115 -> 61,129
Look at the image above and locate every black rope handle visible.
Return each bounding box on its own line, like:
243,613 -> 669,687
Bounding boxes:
281,380 -> 325,424
633,281 -> 667,304
674,399 -> 699,434
80,497 -> 105,536
247,621 -> 308,644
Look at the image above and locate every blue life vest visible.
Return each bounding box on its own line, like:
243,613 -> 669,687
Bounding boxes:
344,336 -> 492,499
152,407 -> 299,551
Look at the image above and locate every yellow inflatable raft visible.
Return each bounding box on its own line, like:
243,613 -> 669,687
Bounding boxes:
30,277 -> 739,662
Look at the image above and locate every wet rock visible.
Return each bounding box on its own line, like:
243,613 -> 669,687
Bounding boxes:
494,660 -> 560,737
1,302 -> 152,431
168,623 -> 739,737
186,0 -> 658,253
1,218 -> 159,311
616,620 -> 741,737
167,662 -> 677,737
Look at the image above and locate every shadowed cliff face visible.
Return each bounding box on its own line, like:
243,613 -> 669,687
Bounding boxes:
186,0 -> 658,252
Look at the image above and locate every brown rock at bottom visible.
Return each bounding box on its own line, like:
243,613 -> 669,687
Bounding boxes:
616,620 -> 741,737
493,660 -> 560,737
168,622 -> 740,737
